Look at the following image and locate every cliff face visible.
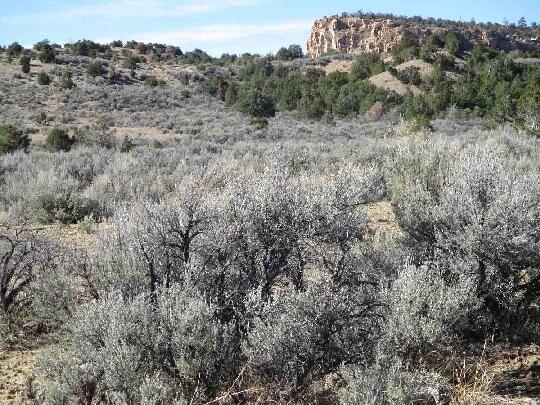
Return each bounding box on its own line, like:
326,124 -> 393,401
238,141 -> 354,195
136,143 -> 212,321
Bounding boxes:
307,17 -> 540,58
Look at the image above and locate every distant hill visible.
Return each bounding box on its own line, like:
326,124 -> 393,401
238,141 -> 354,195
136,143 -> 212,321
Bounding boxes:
307,13 -> 540,57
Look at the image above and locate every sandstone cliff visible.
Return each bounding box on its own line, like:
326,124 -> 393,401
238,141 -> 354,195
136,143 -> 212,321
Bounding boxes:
307,17 -> 540,58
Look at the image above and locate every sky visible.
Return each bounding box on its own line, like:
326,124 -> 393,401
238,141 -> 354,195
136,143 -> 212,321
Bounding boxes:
1,0 -> 540,56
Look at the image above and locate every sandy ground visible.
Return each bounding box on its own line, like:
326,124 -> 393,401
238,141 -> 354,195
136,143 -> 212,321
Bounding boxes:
396,59 -> 434,76
369,70 -> 423,96
0,346 -> 44,404
364,200 -> 402,243
323,59 -> 354,74
369,59 -> 436,96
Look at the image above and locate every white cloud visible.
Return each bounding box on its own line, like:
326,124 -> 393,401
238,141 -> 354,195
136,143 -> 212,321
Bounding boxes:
96,20 -> 312,55
1,0 -> 261,24
135,21 -> 310,43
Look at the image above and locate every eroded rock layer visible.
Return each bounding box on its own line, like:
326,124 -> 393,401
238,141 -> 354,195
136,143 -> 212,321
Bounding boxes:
307,17 -> 540,57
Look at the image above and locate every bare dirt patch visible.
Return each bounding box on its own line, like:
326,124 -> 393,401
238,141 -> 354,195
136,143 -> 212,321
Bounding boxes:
490,345 -> 540,400
323,59 -> 353,74
364,200 -> 402,243
368,59 -> 437,96
369,71 -> 422,96
34,222 -> 112,247
0,346 -> 44,404
115,125 -> 172,142
460,345 -> 540,405
396,59 -> 434,76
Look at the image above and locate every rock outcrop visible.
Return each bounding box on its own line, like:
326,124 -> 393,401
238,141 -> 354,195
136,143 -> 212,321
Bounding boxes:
307,17 -> 540,58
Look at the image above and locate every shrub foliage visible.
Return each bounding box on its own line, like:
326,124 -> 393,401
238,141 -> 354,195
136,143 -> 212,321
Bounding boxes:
0,124 -> 29,155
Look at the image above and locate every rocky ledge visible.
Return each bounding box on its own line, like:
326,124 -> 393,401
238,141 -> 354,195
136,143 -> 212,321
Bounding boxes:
307,17 -> 540,58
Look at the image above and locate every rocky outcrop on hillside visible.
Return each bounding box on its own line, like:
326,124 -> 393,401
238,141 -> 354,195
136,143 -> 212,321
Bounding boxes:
307,17 -> 540,57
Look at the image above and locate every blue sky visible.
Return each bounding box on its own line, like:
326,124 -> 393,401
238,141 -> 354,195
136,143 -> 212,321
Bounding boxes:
1,0 -> 540,56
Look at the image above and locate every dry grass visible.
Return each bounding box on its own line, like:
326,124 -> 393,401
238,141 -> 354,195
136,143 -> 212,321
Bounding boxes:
34,223 -> 105,246
433,343 -> 540,405
451,343 -> 495,404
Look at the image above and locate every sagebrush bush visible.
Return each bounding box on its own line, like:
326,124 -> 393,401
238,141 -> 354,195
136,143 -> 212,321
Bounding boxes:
30,252 -> 82,329
246,284 -> 382,396
3,167 -> 99,223
381,262 -> 476,353
386,143 -> 540,329
339,360 -> 448,405
36,287 -> 234,403
0,148 -> 110,223
30,161 -> 393,401
90,196 -> 211,296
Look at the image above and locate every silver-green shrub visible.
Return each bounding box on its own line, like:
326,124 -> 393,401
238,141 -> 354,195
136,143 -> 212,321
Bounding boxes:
387,142 -> 540,327
339,360 -> 448,405
381,262 -> 476,353
35,163 -> 388,402
36,286 -> 233,403
246,283 -> 382,397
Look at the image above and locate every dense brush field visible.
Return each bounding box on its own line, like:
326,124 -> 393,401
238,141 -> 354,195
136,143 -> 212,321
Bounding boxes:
0,38 -> 539,404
